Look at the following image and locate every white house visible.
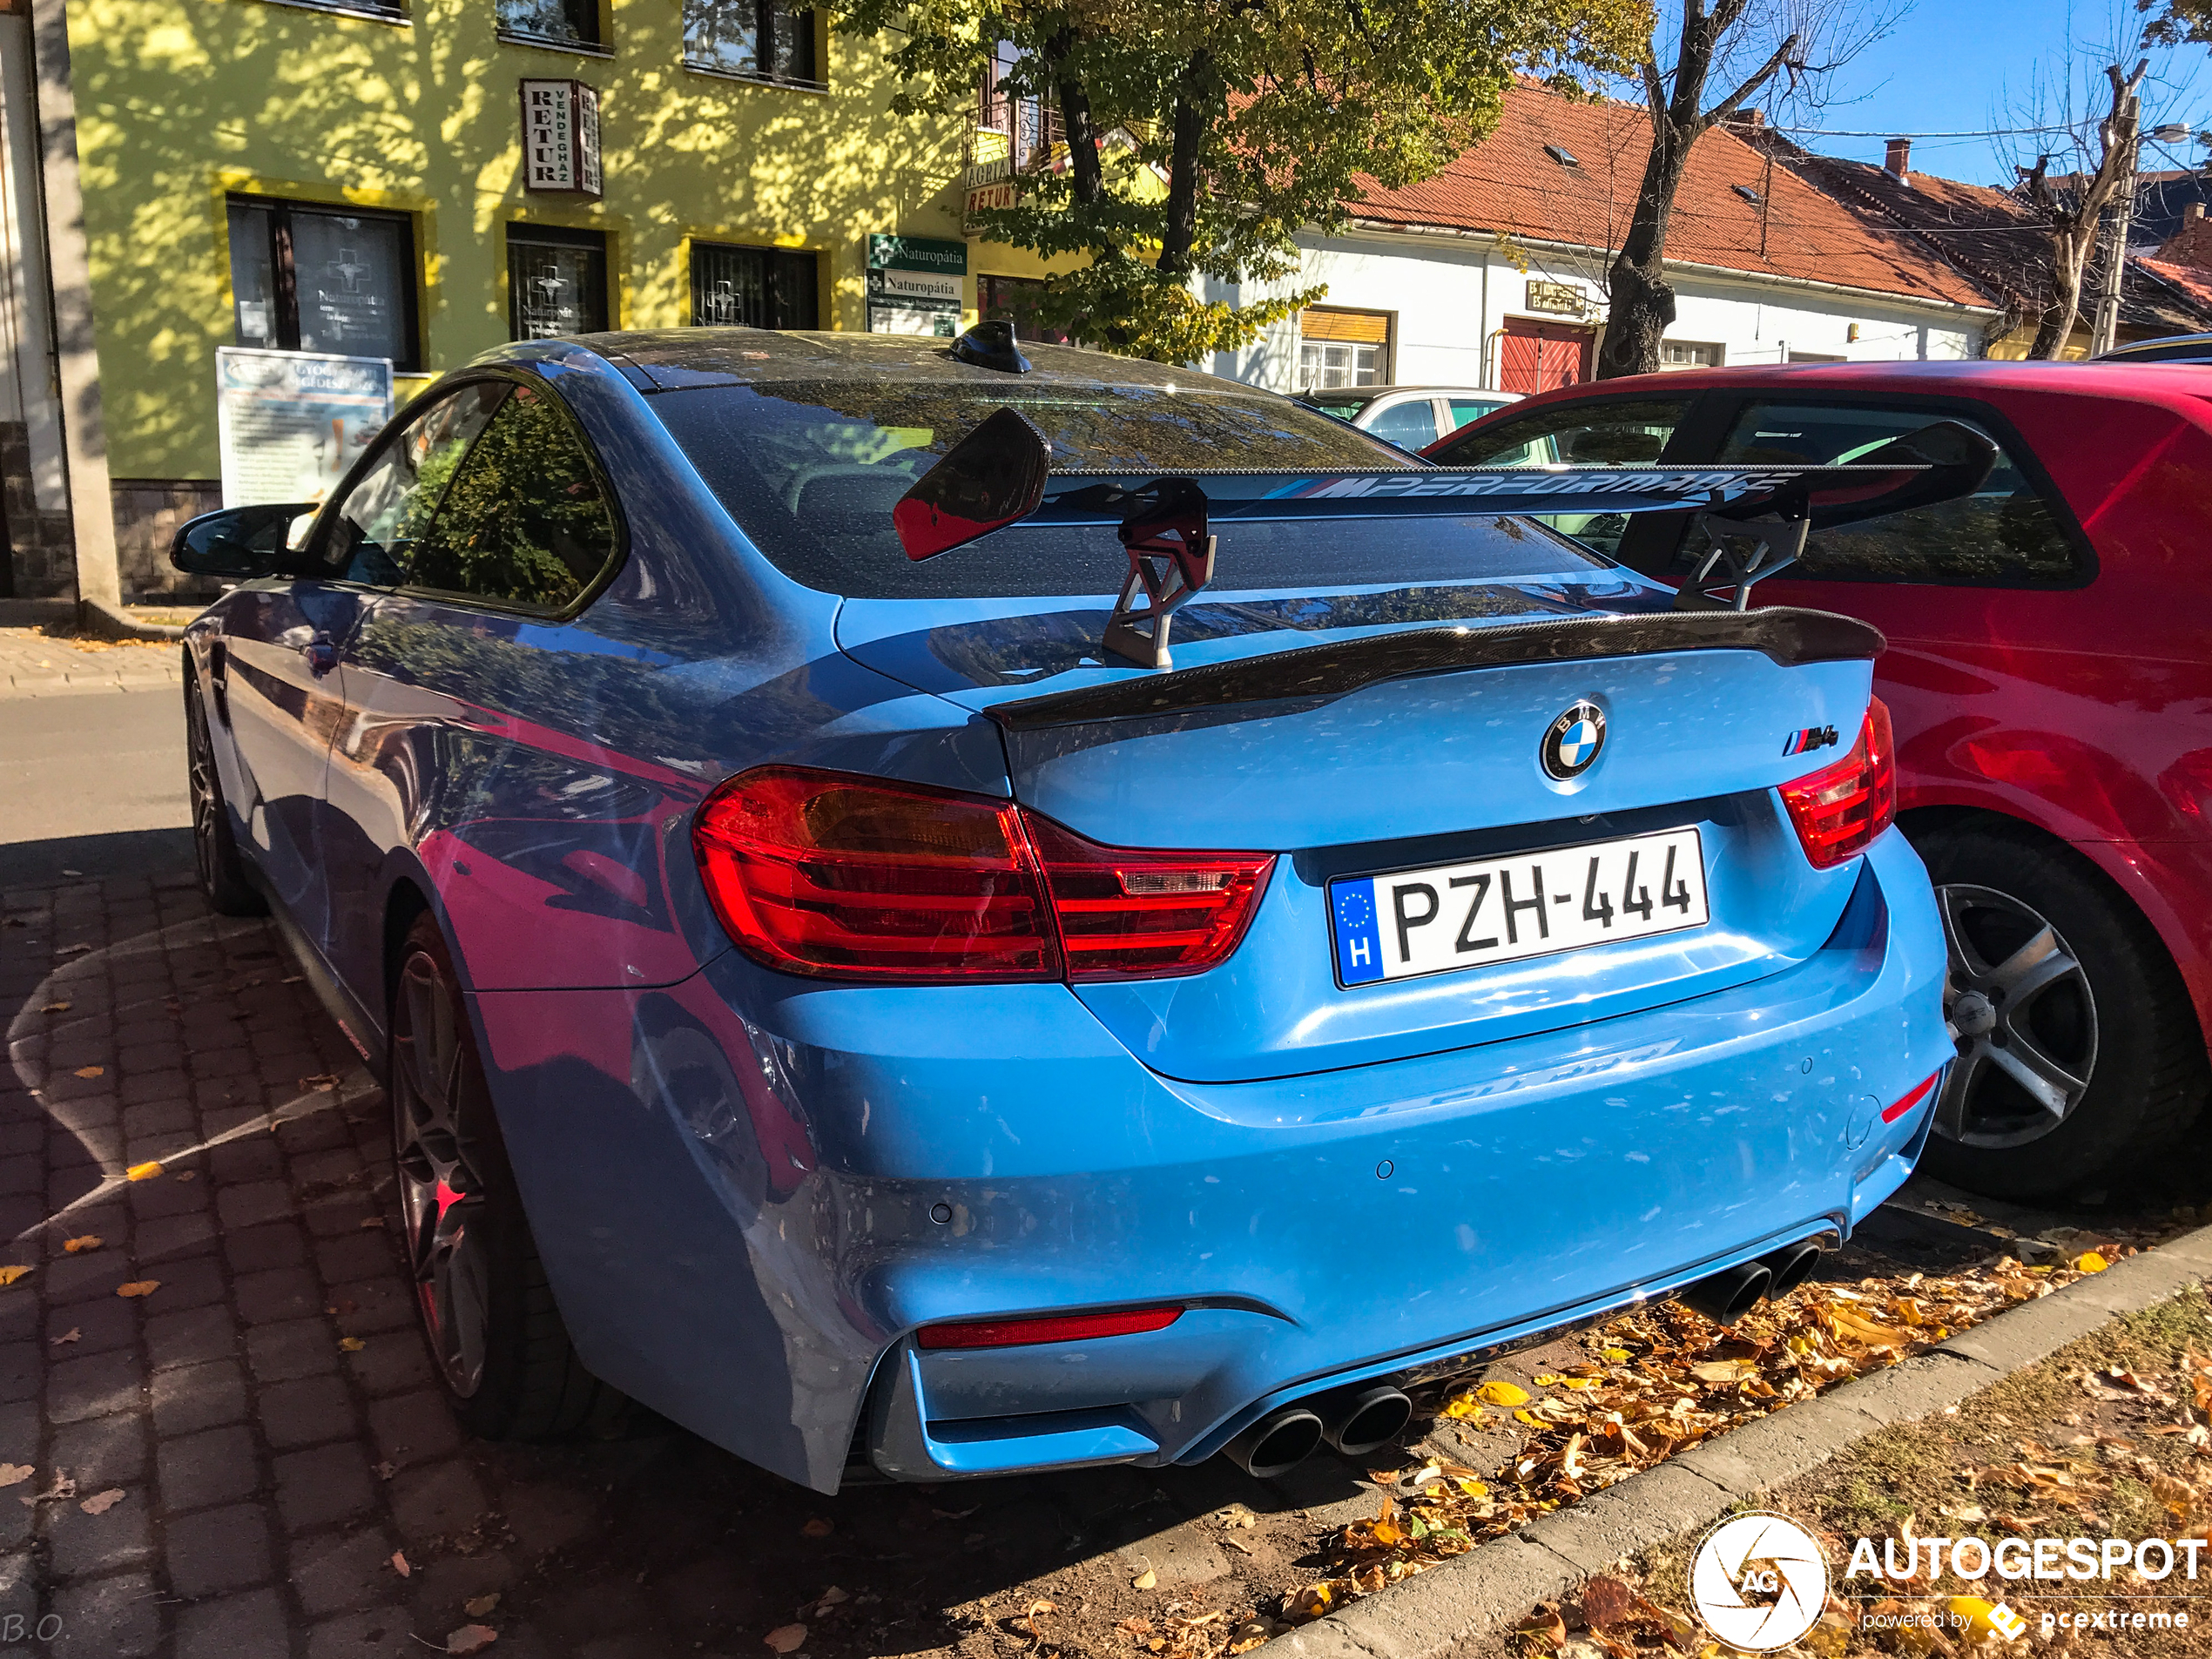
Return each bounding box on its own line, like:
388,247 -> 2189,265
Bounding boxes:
1204,86 -> 2000,408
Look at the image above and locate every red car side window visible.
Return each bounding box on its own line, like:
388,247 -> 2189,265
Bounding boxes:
1691,401 -> 2083,587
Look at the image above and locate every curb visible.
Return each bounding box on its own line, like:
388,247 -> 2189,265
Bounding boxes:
1287,1222 -> 2212,1659
77,597 -> 187,642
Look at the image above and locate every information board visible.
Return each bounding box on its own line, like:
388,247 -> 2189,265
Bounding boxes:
867,234 -> 967,337
215,347 -> 395,509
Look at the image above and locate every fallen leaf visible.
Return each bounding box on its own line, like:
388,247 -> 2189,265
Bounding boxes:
55,943 -> 91,955
62,1236 -> 101,1254
463,1594 -> 502,1617
0,1268 -> 30,1288
125,1162 -> 163,1182
300,1074 -> 341,1091
78,1488 -> 125,1515
2074,1251 -> 2110,1273
447,1626 -> 498,1656
174,1170 -> 196,1183
340,1337 -> 366,1353
1514,1602 -> 1568,1654
114,1280 -> 158,1298
358,1217 -> 386,1229
799,1515 -> 833,1538
1581,1576 -> 1636,1631
1691,1359 -> 1758,1384
31,1475 -> 73,1503
71,1067 -> 102,1080
0,1466 -> 31,1487
764,1624 -> 807,1654
391,1549 -> 412,1577
1131,1568 -> 1157,1591
39,1002 -> 70,1014
1475,1379 -> 1532,1407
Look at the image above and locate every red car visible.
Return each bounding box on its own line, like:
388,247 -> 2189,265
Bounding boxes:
1430,361 -> 2212,1199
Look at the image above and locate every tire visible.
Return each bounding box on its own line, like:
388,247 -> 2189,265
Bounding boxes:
1912,823 -> 2208,1201
389,916 -> 626,1439
184,671 -> 266,918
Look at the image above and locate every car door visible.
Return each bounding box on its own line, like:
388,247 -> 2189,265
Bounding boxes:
324,375 -> 700,1008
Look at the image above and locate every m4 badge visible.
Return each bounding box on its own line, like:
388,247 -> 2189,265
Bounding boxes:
1783,725 -> 1840,757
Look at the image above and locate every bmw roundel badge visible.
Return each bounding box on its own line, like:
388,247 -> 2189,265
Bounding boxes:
1541,700 -> 1607,780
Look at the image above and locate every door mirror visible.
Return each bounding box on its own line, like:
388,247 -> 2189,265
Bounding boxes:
891,408 -> 1051,562
170,502 -> 319,577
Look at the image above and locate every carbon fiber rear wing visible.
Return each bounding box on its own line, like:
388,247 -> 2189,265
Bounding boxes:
889,409 -> 1996,670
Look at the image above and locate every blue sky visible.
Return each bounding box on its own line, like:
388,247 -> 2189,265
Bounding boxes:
1732,0 -> 2211,185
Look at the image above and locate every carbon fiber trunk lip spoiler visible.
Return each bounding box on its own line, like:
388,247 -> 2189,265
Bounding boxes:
984,607 -> 1886,733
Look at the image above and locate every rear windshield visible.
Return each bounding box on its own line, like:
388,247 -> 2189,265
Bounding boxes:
650,381 -> 1608,599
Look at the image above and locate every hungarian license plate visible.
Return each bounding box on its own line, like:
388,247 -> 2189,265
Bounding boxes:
1330,827 -> 1710,987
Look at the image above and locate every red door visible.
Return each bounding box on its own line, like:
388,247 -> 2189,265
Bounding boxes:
1499,318 -> 1594,395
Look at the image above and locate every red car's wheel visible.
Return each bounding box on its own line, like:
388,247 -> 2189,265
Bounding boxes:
388,915 -> 626,1439
1915,826 -> 2206,1200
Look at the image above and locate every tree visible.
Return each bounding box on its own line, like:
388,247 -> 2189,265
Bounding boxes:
2142,0 -> 2212,47
833,0 -> 1647,361
2013,62 -> 2148,359
1594,0 -> 1894,380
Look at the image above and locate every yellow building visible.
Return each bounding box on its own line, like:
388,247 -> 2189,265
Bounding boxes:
0,0 -> 1062,604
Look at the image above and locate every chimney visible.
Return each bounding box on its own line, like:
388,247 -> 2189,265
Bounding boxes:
1885,138 -> 1912,180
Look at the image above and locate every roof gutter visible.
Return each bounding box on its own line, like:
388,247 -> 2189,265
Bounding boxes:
1334,219 -> 2004,320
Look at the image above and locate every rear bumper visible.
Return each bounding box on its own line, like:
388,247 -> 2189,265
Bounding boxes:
470,831 -> 1948,1494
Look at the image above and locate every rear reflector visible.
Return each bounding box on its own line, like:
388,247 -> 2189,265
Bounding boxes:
1779,698 -> 1896,869
1882,1071 -> 1940,1123
915,1305 -> 1184,1349
692,767 -> 1273,984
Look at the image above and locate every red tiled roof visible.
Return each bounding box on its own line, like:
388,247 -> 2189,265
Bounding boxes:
1343,84 -> 1994,309
2155,217 -> 2212,268
2140,256 -> 2212,311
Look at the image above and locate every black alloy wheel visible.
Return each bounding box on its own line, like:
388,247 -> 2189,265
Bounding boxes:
1914,825 -> 2207,1200
388,916 -> 624,1438
184,671 -> 266,917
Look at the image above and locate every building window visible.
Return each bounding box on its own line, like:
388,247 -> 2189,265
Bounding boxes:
976,44 -> 1062,173
508,225 -> 609,340
1659,340 -> 1725,369
979,274 -> 1073,344
1298,307 -> 1389,390
691,242 -> 819,328
682,0 -> 819,87
498,0 -> 600,48
226,197 -> 420,370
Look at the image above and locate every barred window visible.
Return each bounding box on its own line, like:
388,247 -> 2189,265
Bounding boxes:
690,242 -> 819,329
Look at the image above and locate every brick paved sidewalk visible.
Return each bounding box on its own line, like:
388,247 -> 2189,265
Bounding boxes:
0,867 -> 1406,1659
0,631 -> 183,699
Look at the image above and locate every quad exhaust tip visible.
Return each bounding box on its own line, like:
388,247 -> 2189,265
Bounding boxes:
1321,1384 -> 1413,1459
1676,1240 -> 1830,1325
1223,1407 -> 1324,1480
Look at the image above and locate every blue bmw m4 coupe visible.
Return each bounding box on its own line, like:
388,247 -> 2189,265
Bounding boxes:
171,327 -> 1955,1494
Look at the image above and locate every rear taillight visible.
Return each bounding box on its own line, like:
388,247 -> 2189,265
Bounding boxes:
1026,817 -> 1274,981
916,1305 -> 1184,1349
1779,698 -> 1896,869
692,767 -> 1274,984
691,769 -> 1059,981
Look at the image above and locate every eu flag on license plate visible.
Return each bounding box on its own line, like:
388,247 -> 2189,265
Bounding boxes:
1332,879 -> 1385,986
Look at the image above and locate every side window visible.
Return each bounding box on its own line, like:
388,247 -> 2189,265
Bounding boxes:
1427,396 -> 1693,557
1447,397 -> 1508,431
1365,399 -> 1441,449
319,383 -> 509,583
405,384 -> 619,610
1692,402 -> 2082,585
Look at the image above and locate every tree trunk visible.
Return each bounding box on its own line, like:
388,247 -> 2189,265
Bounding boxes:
2029,220 -> 2094,359
1596,126 -> 1692,379
1044,28 -> 1104,208
1156,50 -> 1214,277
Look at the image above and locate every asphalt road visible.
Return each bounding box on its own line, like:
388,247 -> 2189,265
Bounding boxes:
0,688 -> 192,886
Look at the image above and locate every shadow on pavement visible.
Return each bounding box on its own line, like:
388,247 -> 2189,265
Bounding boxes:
1,830 -> 194,888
